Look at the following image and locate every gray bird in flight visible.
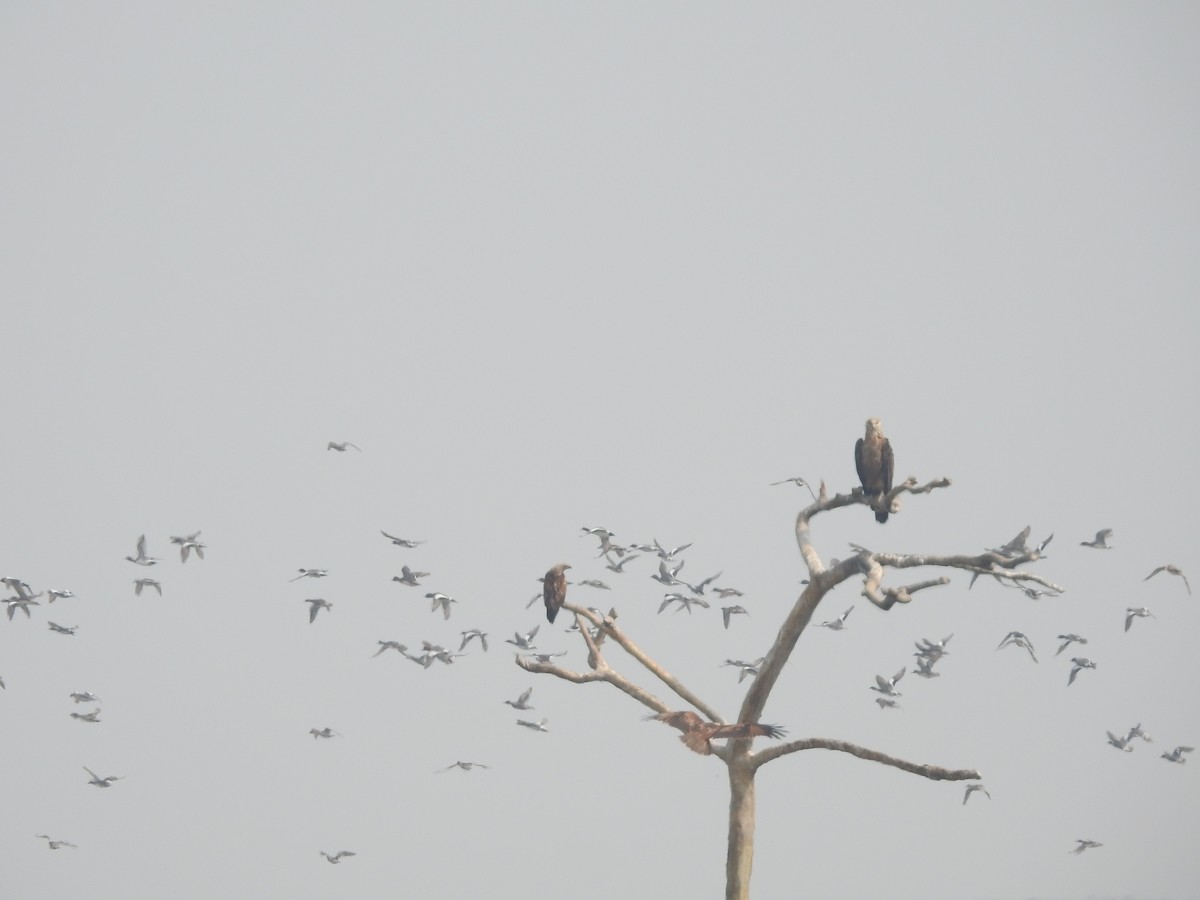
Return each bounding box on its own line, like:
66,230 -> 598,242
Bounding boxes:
392,565 -> 429,587
506,626 -> 539,650
1124,607 -> 1155,632
1144,564 -> 1190,595
504,687 -> 534,710
326,442 -> 361,452
722,605 -> 749,629
309,727 -> 340,739
1055,634 -> 1087,656
1161,746 -> 1193,764
380,531 -> 424,547
70,709 -> 101,723
373,641 -> 407,657
819,606 -> 853,630
996,631 -> 1038,663
459,629 -> 488,652
437,761 -> 489,772
516,718 -> 549,732
1067,657 -> 1096,686
1070,840 -> 1102,854
134,579 -> 161,596
871,667 -> 905,697
426,592 -> 457,620
48,622 -> 77,635
963,783 -> 991,805
70,691 -> 100,704
125,535 -> 159,566
46,589 -> 75,603
1080,529 -> 1113,549
305,598 -> 332,623
320,850 -> 356,863
36,835 -> 78,850
83,767 -> 122,787
291,568 -> 328,582
653,539 -> 693,560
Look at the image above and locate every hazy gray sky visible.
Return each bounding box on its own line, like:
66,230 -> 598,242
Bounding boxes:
3,5 -> 1197,898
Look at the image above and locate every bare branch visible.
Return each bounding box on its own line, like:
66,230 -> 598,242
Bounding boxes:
752,737 -> 981,780
863,574 -> 952,610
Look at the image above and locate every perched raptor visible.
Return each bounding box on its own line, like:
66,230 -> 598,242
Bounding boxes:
543,564 -> 571,625
855,418 -> 894,524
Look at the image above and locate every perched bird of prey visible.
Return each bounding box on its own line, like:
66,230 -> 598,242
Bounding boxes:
380,531 -> 424,548
504,687 -> 534,710
134,579 -> 161,596
70,709 -> 101,723
70,692 -> 100,704
713,586 -> 744,599
426,592 -> 457,620
543,564 -> 571,624
83,767 -> 122,787
391,565 -> 430,587
506,626 -> 539,651
722,605 -> 749,629
1055,634 -> 1087,656
305,598 -> 332,623
35,835 -> 77,850
459,629 -> 488,652
603,553 -> 640,574
309,727 -> 340,739
963,784 -> 991,805
1106,731 -> 1134,752
721,657 -> 764,683
914,656 -> 941,679
517,718 -> 550,733
1068,657 -> 1097,686
1144,564 -> 1190,595
1124,607 -> 1155,632
871,667 -> 906,697
48,622 -> 77,635
578,579 -> 610,590
437,761 -> 489,772
125,535 -> 159,566
996,631 -> 1038,663
875,697 -> 900,710
291,568 -> 328,582
651,559 -> 686,586
1070,840 -> 1102,854
46,589 -> 75,603
653,539 -> 693,560
1161,746 -> 1193,764
819,606 -> 854,630
326,442 -> 361,452
372,641 -> 407,657
320,850 -> 356,863
646,710 -> 786,756
854,418 -> 894,524
1080,529 -> 1113,549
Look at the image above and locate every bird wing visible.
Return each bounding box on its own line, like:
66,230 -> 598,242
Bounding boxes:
880,437 -> 894,494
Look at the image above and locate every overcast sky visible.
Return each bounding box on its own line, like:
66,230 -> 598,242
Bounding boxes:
3,4 -> 1197,899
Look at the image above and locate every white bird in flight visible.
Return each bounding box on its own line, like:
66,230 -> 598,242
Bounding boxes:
305,598 -> 332,623
392,565 -> 429,587
506,626 -> 539,651
818,606 -> 853,630
963,784 -> 991,805
1125,607 -> 1155,632
459,629 -> 488,652
504,687 -> 534,710
83,767 -> 122,787
291,568 -> 328,582
380,531 -> 424,547
517,718 -> 549,732
1161,746 -> 1193,764
1143,564 -> 1190,595
320,850 -> 356,863
134,579 -> 162,596
426,592 -> 457,620
871,667 -> 905,697
125,535 -> 159,566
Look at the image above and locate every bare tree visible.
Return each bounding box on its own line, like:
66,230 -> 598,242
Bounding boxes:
517,472 -> 1063,900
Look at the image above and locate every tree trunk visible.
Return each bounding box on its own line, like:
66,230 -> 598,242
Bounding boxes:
726,760 -> 756,900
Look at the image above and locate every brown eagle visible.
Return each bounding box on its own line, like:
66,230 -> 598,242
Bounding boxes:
646,710 -> 786,756
543,563 -> 572,624
854,417 -> 894,524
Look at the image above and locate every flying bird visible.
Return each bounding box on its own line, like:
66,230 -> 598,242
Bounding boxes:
1106,730 -> 1134,752
722,605 -> 749,629
83,767 -> 121,787
309,727 -> 340,739
646,710 -> 786,756
1067,657 -> 1097,686
305,598 -> 332,623
651,559 -> 686,586
1124,607 -> 1155,632
35,835 -> 77,850
291,568 -> 328,582
506,626 -> 540,651
659,593 -> 710,614
871,667 -> 905,697
70,692 -> 100,704
504,687 -> 534,710
1144,564 -> 1190,595
380,531 -> 424,548
124,535 -> 159,566
721,657 -> 764,683
459,629 -> 488,652
854,417 -> 894,524
1055,634 -> 1088,656
48,622 -> 77,635
437,761 -> 489,772
996,631 -> 1038,663
1161,746 -> 1193,764
713,586 -> 744,599
653,539 -> 693,560
426,592 -> 457,620
372,641 -> 407,657
543,564 -> 571,624
70,709 -> 101,723
134,579 -> 162,596
819,606 -> 854,630
578,579 -> 610,590
516,718 -> 550,733
320,850 -> 356,863
1080,529 -> 1113,549
603,553 -> 640,574
46,589 -> 75,603
391,565 -> 430,587
4,596 -> 40,619
875,697 -> 900,710
913,656 -> 941,679
326,442 -> 361,452
963,784 -> 991,805
1070,840 -> 1102,855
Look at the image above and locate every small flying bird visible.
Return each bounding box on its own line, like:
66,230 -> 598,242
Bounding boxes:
320,850 -> 356,863
1144,564 -> 1190,595
578,579 -> 610,590
70,692 -> 100,704
437,761 -> 489,772
125,535 -> 159,566
871,667 -> 905,697
651,559 -> 686,586
526,651 -> 567,664
291,568 -> 328,582
83,767 -> 121,787
326,442 -> 361,452
380,531 -> 424,548
504,687 -> 534,710
721,657 -> 764,683
722,605 -> 749,629
543,564 -> 571,624
517,718 -> 550,732
1161,746 -> 1193,764
305,598 -> 332,623
1080,529 -> 1113,549
914,656 -> 941,679
996,631 -> 1038,663
963,784 -> 991,805
4,596 -> 40,619
426,592 -> 457,620
169,530 -> 202,546
178,540 -> 205,563
70,709 -> 101,723
309,727 -> 340,739
875,697 -> 900,710
1124,607 -> 1155,632
915,634 -> 953,656
653,539 -> 693,560
1070,840 -> 1102,854
659,593 -> 710,614
372,641 -> 407,657
1106,730 -> 1134,752
35,835 -> 77,850
1068,657 -> 1097,686
603,553 -> 640,574
819,606 -> 854,630
134,579 -> 161,596
391,565 -> 430,587
1127,723 -> 1153,744
459,629 -> 488,652
506,626 -> 539,651
713,586 -> 744,599
46,589 -> 75,603
48,622 -> 77,635
1055,634 -> 1088,656
646,710 -> 786,755
854,417 -> 894,524
770,476 -> 818,499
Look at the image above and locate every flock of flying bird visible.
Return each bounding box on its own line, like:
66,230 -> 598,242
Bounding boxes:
5,423 -> 1193,866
